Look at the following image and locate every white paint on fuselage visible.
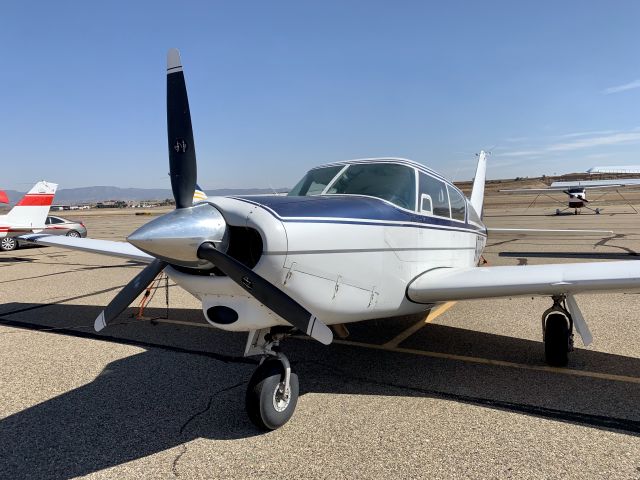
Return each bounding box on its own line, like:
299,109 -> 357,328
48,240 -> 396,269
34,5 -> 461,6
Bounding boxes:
166,193 -> 486,333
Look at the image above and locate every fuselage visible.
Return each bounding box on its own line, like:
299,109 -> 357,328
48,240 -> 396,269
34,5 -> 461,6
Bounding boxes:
567,188 -> 587,208
165,158 -> 488,332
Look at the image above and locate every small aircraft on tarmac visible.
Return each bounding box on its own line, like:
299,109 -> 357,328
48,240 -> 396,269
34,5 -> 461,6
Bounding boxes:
23,50 -> 640,430
1,181 -> 58,251
501,179 -> 640,215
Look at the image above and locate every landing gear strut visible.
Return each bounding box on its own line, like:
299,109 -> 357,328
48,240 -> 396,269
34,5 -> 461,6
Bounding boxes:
244,328 -> 299,430
541,295 -> 574,367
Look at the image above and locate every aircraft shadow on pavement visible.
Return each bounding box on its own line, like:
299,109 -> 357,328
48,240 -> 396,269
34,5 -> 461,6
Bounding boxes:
0,256 -> 34,263
1,303 -> 639,479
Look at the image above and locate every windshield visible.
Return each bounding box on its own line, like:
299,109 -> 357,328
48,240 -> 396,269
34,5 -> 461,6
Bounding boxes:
288,166 -> 343,196
326,163 -> 416,210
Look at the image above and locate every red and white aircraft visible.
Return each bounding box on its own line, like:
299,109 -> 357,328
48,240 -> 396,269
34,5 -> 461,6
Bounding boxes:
0,181 -> 58,251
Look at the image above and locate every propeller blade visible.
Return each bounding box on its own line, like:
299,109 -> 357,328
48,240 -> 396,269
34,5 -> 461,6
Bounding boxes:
94,259 -> 167,331
197,242 -> 333,345
167,48 -> 197,209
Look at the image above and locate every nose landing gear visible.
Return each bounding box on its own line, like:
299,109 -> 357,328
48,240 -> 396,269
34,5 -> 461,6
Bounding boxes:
244,328 -> 299,430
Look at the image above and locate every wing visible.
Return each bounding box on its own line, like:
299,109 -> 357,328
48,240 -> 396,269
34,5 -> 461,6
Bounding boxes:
501,183 -> 640,193
550,180 -> 640,189
499,188 -> 566,195
407,261 -> 640,303
21,234 -> 154,263
487,228 -> 613,237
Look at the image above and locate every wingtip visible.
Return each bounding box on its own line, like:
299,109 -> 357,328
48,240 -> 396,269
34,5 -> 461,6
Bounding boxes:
167,48 -> 182,72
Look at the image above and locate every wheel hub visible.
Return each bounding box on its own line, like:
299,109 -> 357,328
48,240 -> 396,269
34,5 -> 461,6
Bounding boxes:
272,382 -> 291,412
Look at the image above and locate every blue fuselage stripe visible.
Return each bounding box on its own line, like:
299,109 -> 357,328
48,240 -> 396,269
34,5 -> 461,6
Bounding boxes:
231,195 -> 488,236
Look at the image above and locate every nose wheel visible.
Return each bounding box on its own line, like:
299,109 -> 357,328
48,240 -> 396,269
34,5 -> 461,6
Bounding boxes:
246,356 -> 299,430
244,328 -> 300,430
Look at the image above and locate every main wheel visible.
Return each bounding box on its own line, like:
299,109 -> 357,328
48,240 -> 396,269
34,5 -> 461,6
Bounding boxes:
0,237 -> 18,251
246,358 -> 299,430
555,209 -> 560,215
595,208 -> 600,214
544,313 -> 570,367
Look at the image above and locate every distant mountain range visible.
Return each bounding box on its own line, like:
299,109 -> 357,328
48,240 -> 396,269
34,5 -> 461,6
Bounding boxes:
1,186 -> 289,205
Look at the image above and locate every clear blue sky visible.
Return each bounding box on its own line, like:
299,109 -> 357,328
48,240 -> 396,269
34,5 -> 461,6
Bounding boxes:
2,1 -> 640,190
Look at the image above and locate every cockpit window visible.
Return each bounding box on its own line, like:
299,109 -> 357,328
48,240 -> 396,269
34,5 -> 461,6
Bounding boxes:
325,163 -> 416,210
288,166 -> 343,196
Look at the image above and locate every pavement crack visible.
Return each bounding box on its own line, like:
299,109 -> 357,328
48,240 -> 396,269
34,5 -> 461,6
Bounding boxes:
172,381 -> 246,477
171,445 -> 188,477
486,238 -> 519,248
594,233 -> 638,256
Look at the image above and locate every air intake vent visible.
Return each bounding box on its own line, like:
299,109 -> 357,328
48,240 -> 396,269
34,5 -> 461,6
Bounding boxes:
206,306 -> 239,325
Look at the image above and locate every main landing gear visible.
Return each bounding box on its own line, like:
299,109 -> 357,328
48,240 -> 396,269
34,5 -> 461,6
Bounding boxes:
244,328 -> 299,430
542,297 -> 573,366
555,207 -> 600,215
541,294 -> 592,367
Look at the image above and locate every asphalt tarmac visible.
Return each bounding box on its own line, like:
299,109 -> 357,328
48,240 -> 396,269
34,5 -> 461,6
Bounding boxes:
1,200 -> 640,479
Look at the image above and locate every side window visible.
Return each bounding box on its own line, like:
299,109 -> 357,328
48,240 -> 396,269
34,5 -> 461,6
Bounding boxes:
447,185 -> 466,222
419,173 -> 450,217
45,217 -> 51,225
50,217 -> 65,224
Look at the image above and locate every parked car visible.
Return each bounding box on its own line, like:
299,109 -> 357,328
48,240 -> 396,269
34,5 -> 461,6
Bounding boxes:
0,216 -> 87,251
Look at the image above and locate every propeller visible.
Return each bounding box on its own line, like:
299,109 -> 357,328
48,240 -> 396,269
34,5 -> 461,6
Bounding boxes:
94,259 -> 167,331
167,49 -> 197,209
94,49 -> 333,345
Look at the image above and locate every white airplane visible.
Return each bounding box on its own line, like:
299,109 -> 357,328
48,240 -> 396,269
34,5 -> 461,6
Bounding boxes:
501,179 -> 640,215
22,50 -> 640,430
0,181 -> 58,251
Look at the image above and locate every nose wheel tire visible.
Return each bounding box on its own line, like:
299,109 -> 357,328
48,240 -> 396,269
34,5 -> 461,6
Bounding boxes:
544,313 -> 571,367
0,237 -> 18,251
246,358 -> 299,430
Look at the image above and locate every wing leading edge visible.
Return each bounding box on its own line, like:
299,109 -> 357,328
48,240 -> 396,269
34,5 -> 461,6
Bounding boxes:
21,234 -> 154,263
407,261 -> 640,304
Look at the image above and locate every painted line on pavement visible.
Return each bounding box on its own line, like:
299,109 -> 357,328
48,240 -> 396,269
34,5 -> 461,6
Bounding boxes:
383,301 -> 457,348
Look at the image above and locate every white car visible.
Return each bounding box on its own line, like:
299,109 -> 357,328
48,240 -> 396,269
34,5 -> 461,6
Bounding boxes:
1,216 -> 87,251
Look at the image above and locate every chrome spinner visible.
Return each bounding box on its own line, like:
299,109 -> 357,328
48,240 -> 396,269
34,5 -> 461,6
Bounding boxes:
127,202 -> 228,268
